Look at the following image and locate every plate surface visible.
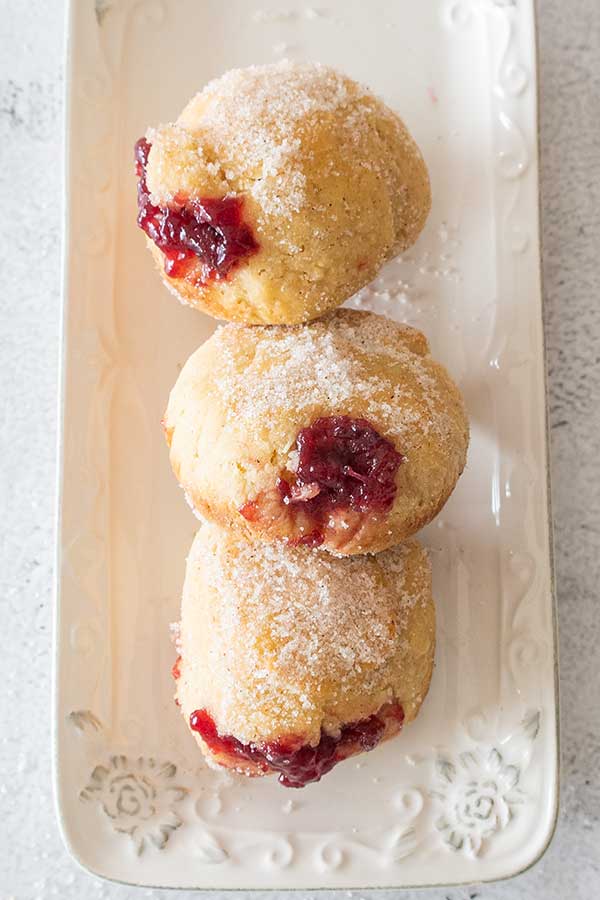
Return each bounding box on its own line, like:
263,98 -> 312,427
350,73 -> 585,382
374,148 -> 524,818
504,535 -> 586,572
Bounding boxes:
55,0 -> 557,889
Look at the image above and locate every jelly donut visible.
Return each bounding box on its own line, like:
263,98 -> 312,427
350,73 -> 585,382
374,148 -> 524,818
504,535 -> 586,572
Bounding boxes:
173,523 -> 435,787
135,61 -> 430,324
164,309 -> 469,556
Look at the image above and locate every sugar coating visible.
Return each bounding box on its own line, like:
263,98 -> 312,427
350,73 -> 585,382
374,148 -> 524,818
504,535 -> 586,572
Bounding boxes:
211,309 -> 449,445
176,523 -> 435,747
165,309 -> 469,555
150,60 -> 403,219
142,61 -> 431,324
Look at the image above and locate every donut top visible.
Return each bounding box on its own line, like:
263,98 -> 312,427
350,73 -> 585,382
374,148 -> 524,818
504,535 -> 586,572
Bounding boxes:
145,60 -> 416,228
207,310 -> 452,448
177,524 -> 433,744
199,540 -> 421,689
165,309 -> 468,554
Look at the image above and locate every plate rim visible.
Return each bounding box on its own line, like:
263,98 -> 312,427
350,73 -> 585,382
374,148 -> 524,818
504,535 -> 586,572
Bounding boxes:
53,0 -> 560,889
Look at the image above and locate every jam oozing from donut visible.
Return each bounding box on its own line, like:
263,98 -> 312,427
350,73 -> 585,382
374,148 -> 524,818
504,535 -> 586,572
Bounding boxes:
239,418 -> 403,547
134,137 -> 258,281
277,416 -> 403,540
171,655 -> 182,680
190,703 -> 404,788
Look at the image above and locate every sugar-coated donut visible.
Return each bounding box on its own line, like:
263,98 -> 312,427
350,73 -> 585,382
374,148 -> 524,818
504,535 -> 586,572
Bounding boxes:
174,523 -> 435,787
135,61 -> 431,324
164,309 -> 469,556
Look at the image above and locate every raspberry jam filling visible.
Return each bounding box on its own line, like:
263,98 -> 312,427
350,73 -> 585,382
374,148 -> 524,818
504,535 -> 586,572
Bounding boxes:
271,416 -> 402,545
134,137 -> 259,280
190,703 -> 404,788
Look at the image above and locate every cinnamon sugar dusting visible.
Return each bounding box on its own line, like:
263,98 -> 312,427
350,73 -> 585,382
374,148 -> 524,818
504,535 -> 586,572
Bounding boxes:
209,309 -> 453,448
148,60 -> 414,221
178,524 -> 432,743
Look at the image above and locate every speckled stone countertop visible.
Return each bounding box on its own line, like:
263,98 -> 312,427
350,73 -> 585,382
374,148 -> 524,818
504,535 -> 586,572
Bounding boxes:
1,0 -> 598,897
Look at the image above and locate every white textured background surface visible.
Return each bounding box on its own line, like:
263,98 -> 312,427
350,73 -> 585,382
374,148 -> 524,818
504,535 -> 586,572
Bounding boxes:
0,0 -> 598,897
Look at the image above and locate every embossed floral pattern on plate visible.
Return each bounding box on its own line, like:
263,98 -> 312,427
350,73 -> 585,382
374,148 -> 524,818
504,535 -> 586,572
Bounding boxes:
80,756 -> 188,855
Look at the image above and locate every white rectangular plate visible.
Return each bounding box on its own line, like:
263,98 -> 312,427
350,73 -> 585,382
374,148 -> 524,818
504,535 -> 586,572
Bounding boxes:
56,0 -> 558,890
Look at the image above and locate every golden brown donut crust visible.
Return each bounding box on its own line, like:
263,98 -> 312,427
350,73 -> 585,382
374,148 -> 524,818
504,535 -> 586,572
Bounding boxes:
142,61 -> 431,324
176,523 -> 435,774
164,309 -> 469,556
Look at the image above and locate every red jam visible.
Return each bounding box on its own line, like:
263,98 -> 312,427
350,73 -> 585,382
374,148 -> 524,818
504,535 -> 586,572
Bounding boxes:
277,417 -> 403,545
238,499 -> 261,523
134,137 -> 258,280
171,655 -> 182,680
190,703 -> 404,788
